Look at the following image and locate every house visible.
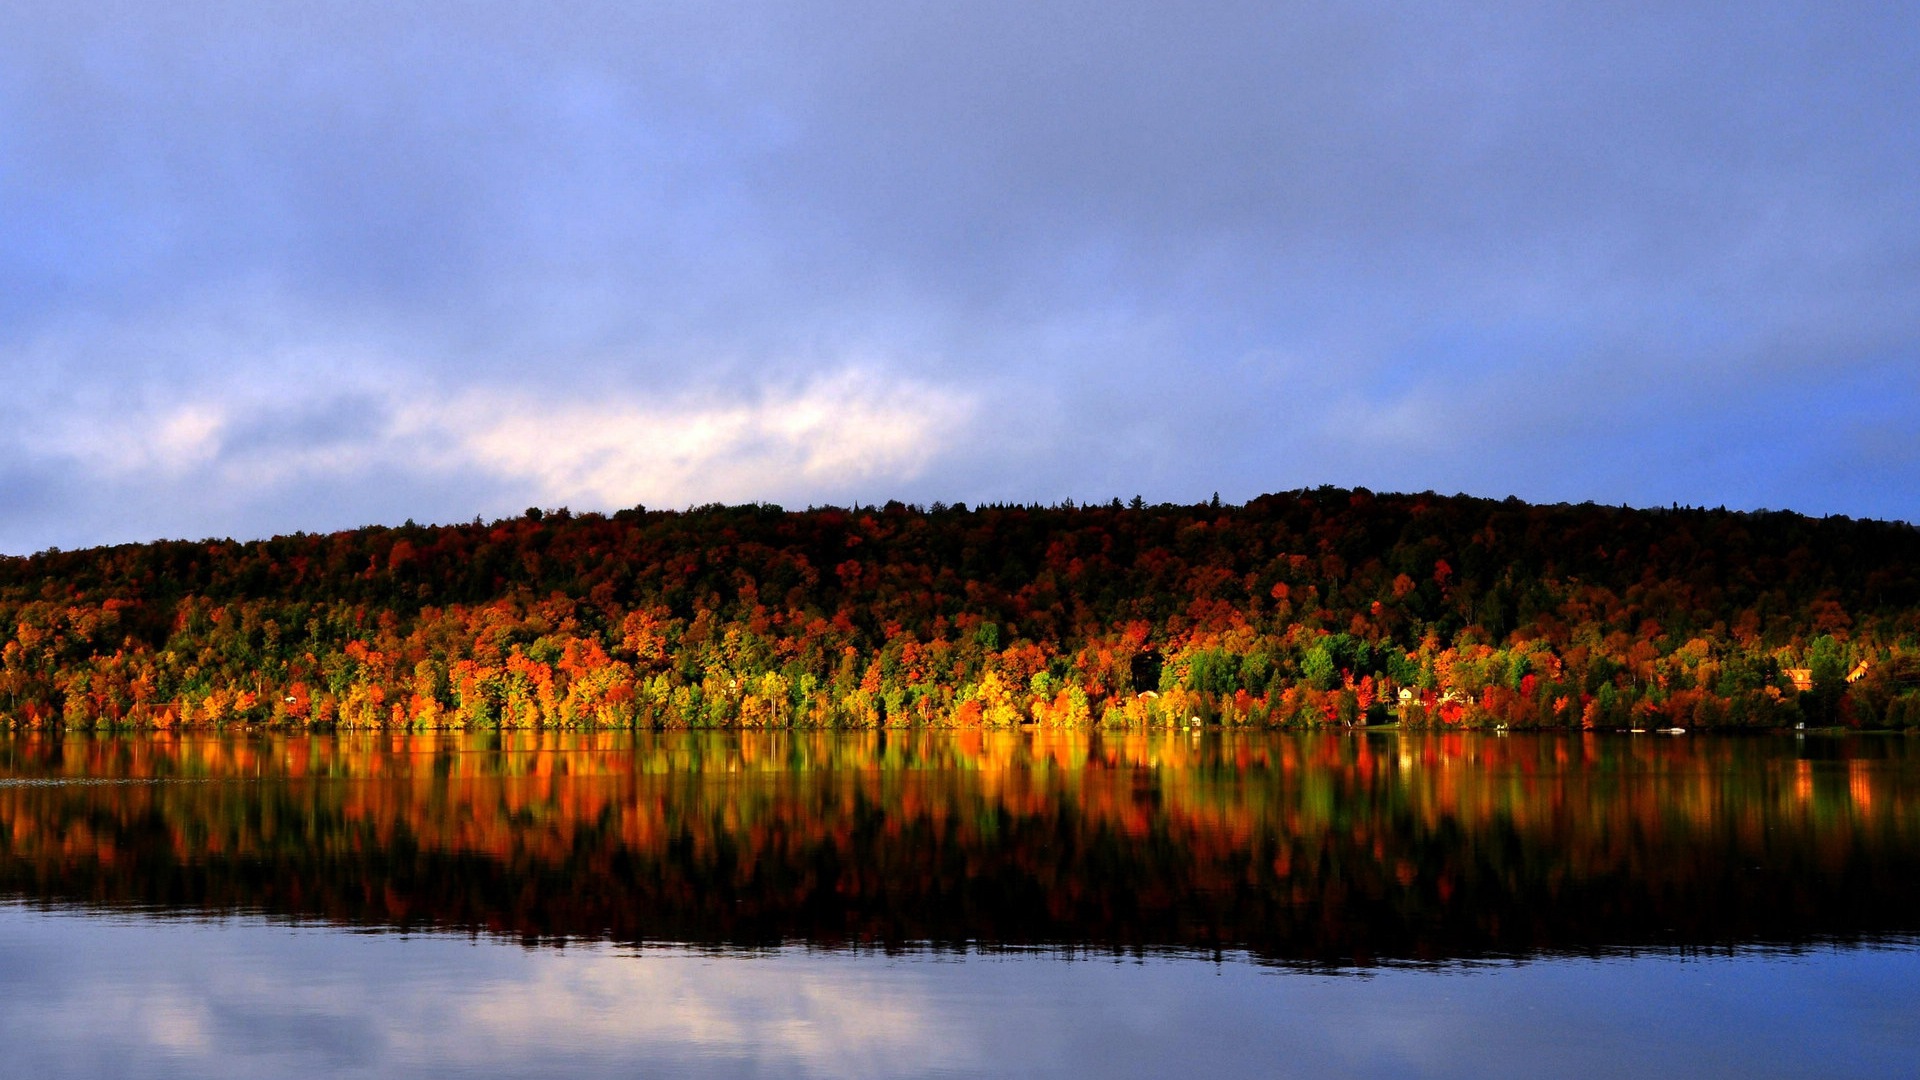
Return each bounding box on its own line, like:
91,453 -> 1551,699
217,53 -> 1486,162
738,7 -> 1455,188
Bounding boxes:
1787,660 -> 1873,692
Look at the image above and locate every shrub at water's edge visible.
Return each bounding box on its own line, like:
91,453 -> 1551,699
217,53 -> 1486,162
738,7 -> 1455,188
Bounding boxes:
4,489 -> 1920,731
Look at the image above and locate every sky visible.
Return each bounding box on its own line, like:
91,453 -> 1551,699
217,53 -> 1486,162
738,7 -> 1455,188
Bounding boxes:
3,1 -> 1918,552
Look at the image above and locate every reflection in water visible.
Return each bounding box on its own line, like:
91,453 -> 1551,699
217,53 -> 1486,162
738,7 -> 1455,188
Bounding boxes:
4,905 -> 1920,1080
1,730 -> 1918,963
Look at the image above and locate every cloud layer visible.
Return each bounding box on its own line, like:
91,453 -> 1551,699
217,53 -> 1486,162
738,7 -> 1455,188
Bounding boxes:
3,2 -> 1918,550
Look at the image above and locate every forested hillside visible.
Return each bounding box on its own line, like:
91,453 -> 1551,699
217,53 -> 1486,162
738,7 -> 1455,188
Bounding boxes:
4,488 -> 1919,730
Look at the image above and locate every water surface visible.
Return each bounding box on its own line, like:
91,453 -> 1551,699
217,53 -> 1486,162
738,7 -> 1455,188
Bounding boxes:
1,729 -> 1917,1076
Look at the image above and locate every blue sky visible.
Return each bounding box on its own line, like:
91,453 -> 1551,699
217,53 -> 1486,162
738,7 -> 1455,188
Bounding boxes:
3,2 -> 1917,552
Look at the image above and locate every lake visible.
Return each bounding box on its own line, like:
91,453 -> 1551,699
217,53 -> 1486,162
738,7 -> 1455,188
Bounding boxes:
1,728 -> 1916,1077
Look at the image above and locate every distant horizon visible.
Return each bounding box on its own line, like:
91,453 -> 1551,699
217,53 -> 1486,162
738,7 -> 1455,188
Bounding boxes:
8,482 -> 1915,560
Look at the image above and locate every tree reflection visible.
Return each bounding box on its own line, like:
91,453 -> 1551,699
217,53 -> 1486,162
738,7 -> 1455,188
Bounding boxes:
0,731 -> 1915,965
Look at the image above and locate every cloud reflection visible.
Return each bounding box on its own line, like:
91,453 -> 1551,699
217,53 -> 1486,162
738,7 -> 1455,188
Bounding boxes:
2,905 -> 1917,1079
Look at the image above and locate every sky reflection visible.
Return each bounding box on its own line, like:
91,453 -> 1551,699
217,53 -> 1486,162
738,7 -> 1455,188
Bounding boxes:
2,903 -> 1916,1079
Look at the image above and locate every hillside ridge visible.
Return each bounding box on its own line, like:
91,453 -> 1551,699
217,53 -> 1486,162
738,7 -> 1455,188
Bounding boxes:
4,487 -> 1917,730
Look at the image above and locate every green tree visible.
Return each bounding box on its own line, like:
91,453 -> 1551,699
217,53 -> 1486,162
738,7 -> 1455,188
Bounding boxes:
1803,635 -> 1848,726
1302,643 -> 1336,690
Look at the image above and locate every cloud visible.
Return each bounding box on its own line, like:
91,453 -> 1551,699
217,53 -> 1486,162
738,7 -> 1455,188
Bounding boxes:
0,359 -> 972,551
411,368 -> 974,511
2,1 -> 1919,547
0,280 -> 980,550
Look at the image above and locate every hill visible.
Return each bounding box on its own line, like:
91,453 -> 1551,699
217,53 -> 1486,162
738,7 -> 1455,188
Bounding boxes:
4,488 -> 1919,730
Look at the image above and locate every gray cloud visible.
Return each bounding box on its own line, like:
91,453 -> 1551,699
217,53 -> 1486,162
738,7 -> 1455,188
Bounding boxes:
1,2 -> 1917,550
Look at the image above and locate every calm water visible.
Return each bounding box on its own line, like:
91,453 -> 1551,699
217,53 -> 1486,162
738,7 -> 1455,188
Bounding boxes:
1,729 -> 1917,1077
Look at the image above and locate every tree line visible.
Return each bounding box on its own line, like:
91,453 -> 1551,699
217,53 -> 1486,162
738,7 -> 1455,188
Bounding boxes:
3,488 -> 1919,730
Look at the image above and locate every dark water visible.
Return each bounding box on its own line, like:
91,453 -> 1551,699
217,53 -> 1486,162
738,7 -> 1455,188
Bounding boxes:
1,729 -> 1918,1077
